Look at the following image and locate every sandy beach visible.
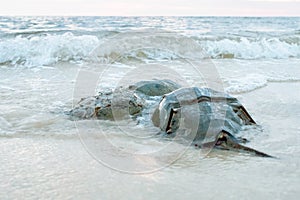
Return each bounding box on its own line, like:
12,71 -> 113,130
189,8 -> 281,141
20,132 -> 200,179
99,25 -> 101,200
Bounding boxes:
0,16 -> 300,199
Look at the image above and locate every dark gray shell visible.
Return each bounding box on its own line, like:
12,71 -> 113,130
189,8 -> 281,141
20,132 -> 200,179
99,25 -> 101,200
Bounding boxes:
129,79 -> 181,96
152,87 -> 255,143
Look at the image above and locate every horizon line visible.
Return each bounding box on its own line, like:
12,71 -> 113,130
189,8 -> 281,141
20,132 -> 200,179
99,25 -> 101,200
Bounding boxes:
1,14 -> 300,17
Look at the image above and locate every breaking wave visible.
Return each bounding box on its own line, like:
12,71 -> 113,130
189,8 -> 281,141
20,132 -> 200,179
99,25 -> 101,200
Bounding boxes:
0,32 -> 300,67
0,32 -> 99,67
200,37 -> 300,59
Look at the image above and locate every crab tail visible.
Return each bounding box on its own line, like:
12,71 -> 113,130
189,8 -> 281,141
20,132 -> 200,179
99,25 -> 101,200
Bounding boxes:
216,132 -> 274,158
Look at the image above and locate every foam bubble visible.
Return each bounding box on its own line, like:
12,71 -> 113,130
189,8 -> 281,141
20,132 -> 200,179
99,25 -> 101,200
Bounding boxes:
225,71 -> 300,94
225,74 -> 268,94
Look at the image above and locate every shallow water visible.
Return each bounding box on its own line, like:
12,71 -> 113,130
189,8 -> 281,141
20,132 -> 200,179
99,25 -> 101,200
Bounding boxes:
1,60 -> 300,199
1,17 -> 300,199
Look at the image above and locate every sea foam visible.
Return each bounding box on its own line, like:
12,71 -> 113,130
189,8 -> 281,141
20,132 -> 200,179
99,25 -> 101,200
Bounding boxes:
201,37 -> 300,59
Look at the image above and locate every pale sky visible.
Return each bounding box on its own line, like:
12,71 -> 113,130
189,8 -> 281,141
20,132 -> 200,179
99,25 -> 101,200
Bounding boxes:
0,0 -> 299,16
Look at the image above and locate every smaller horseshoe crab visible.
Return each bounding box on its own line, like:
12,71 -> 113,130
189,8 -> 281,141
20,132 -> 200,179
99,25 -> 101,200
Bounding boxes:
69,79 -> 181,120
152,87 -> 273,157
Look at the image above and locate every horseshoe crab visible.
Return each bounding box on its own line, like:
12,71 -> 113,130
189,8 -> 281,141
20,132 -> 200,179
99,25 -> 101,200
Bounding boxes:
152,87 -> 273,157
69,79 -> 181,120
70,79 -> 272,157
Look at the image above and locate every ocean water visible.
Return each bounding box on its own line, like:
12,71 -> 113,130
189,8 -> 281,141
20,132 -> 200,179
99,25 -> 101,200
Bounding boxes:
0,17 -> 300,199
